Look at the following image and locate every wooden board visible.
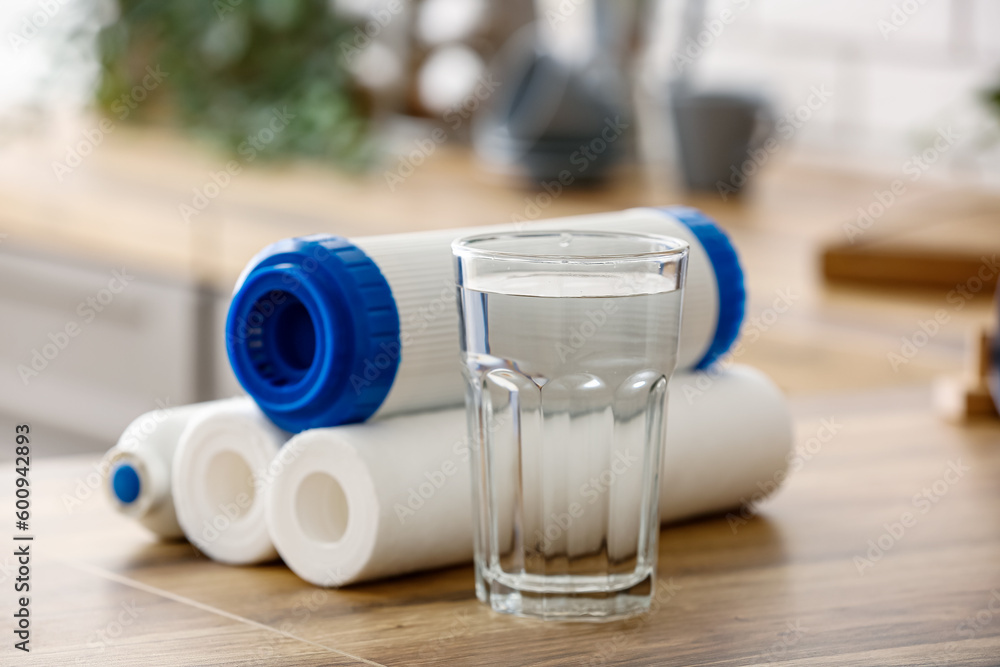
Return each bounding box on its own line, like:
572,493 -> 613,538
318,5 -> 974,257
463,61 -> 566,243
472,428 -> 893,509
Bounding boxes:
10,400 -> 1000,666
822,189 -> 1000,290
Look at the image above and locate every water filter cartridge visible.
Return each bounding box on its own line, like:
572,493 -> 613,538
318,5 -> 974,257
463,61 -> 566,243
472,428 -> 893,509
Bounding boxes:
172,397 -> 289,565
227,207 -> 745,432
103,402 -> 214,539
266,365 -> 790,587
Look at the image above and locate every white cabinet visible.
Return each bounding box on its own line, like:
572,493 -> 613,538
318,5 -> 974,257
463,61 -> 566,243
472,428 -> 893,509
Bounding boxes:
0,248 -> 219,453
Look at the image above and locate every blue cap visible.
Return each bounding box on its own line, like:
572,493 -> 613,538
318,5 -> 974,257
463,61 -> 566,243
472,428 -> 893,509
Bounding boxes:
112,463 -> 141,504
661,207 -> 746,369
226,235 -> 401,432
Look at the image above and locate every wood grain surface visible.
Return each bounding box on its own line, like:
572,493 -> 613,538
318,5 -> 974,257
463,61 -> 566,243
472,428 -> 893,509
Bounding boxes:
5,399 -> 999,666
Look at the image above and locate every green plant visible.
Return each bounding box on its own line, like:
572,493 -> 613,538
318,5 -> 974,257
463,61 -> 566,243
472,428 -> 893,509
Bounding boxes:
987,85 -> 1000,117
96,0 -> 371,167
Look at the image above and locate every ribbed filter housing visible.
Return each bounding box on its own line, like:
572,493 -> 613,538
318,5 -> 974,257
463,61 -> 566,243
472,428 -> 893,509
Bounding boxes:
353,207 -> 736,418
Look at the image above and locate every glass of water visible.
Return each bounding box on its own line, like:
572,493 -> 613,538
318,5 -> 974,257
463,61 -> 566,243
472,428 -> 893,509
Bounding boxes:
452,230 -> 688,620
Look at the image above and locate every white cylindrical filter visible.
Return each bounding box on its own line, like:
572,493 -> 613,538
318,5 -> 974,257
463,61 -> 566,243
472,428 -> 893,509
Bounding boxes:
267,409 -> 473,586
355,207 -> 737,415
658,365 -> 793,522
226,206 -> 744,432
103,402 -> 214,539
172,397 -> 290,565
267,364 -> 791,587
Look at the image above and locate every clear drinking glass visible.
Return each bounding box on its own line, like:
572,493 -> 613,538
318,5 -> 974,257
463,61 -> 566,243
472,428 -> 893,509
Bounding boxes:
452,230 -> 688,620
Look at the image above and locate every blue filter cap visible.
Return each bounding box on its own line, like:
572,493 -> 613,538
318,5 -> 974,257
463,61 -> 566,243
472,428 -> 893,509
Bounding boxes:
663,207 -> 746,369
226,235 -> 401,432
111,463 -> 141,504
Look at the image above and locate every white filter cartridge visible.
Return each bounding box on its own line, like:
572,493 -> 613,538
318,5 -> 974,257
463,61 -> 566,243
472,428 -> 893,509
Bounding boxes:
266,365 -> 792,587
172,397 -> 290,565
226,207 -> 745,432
103,401 -> 216,539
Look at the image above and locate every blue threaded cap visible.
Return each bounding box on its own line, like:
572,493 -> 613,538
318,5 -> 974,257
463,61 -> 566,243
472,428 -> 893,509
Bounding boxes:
661,207 -> 746,369
226,235 -> 401,432
112,463 -> 141,504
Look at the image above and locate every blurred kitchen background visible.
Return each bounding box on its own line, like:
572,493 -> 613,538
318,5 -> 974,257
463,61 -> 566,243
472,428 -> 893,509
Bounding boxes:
1,0 -> 999,457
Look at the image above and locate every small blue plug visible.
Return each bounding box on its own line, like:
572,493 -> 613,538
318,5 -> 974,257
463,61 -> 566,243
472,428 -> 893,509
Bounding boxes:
111,463 -> 141,504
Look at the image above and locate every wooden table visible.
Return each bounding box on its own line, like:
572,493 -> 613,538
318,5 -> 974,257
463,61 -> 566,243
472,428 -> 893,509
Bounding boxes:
4,127 -> 1000,665
7,393 -> 999,666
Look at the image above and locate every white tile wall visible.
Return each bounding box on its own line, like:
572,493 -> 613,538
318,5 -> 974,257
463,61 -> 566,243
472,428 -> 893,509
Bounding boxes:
653,0 -> 1000,177
972,0 -> 1000,61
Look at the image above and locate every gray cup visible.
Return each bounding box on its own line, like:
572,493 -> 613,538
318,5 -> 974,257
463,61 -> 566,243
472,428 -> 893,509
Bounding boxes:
671,89 -> 773,194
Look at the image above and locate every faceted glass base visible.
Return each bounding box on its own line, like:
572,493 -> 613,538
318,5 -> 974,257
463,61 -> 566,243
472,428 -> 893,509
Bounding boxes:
476,566 -> 655,622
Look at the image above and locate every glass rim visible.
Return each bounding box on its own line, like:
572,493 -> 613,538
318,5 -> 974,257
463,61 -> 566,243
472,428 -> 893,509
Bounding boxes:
451,229 -> 689,264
